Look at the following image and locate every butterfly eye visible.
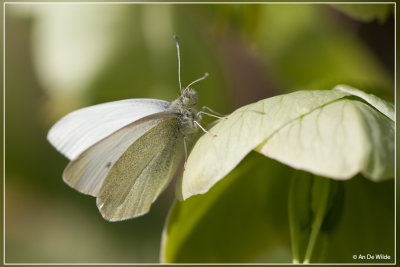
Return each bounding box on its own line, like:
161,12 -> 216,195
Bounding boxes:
183,97 -> 190,106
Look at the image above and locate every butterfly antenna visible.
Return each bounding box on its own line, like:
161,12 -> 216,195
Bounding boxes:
186,73 -> 209,89
173,35 -> 182,93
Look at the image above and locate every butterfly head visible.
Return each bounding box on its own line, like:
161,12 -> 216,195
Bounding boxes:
181,88 -> 198,108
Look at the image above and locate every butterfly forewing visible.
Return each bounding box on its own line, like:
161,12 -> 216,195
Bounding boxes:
47,99 -> 170,160
96,116 -> 185,221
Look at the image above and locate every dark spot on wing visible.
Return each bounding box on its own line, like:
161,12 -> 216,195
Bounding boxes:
105,162 -> 112,168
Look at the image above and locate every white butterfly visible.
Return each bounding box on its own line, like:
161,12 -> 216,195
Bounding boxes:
47,36 -> 218,221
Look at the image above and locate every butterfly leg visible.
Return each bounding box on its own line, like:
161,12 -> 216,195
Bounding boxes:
194,120 -> 217,137
196,106 -> 227,119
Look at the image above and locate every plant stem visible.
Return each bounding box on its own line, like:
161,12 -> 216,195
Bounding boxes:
288,172 -> 313,263
303,178 -> 331,263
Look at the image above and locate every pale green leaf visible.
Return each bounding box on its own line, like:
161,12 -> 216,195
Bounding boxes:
179,86 -> 394,199
179,88 -> 349,200
257,98 -> 394,181
335,84 -> 394,120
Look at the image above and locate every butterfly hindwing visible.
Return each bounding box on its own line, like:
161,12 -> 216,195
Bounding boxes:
96,116 -> 185,221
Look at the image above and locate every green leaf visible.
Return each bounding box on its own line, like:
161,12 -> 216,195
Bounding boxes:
162,152 -> 292,263
331,4 -> 393,23
178,86 -> 394,200
162,154 -> 394,263
321,176 -> 394,263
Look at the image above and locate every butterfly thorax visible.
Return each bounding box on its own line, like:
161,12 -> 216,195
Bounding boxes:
169,88 -> 199,136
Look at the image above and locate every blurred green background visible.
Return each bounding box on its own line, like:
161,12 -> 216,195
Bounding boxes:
4,3 -> 394,263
